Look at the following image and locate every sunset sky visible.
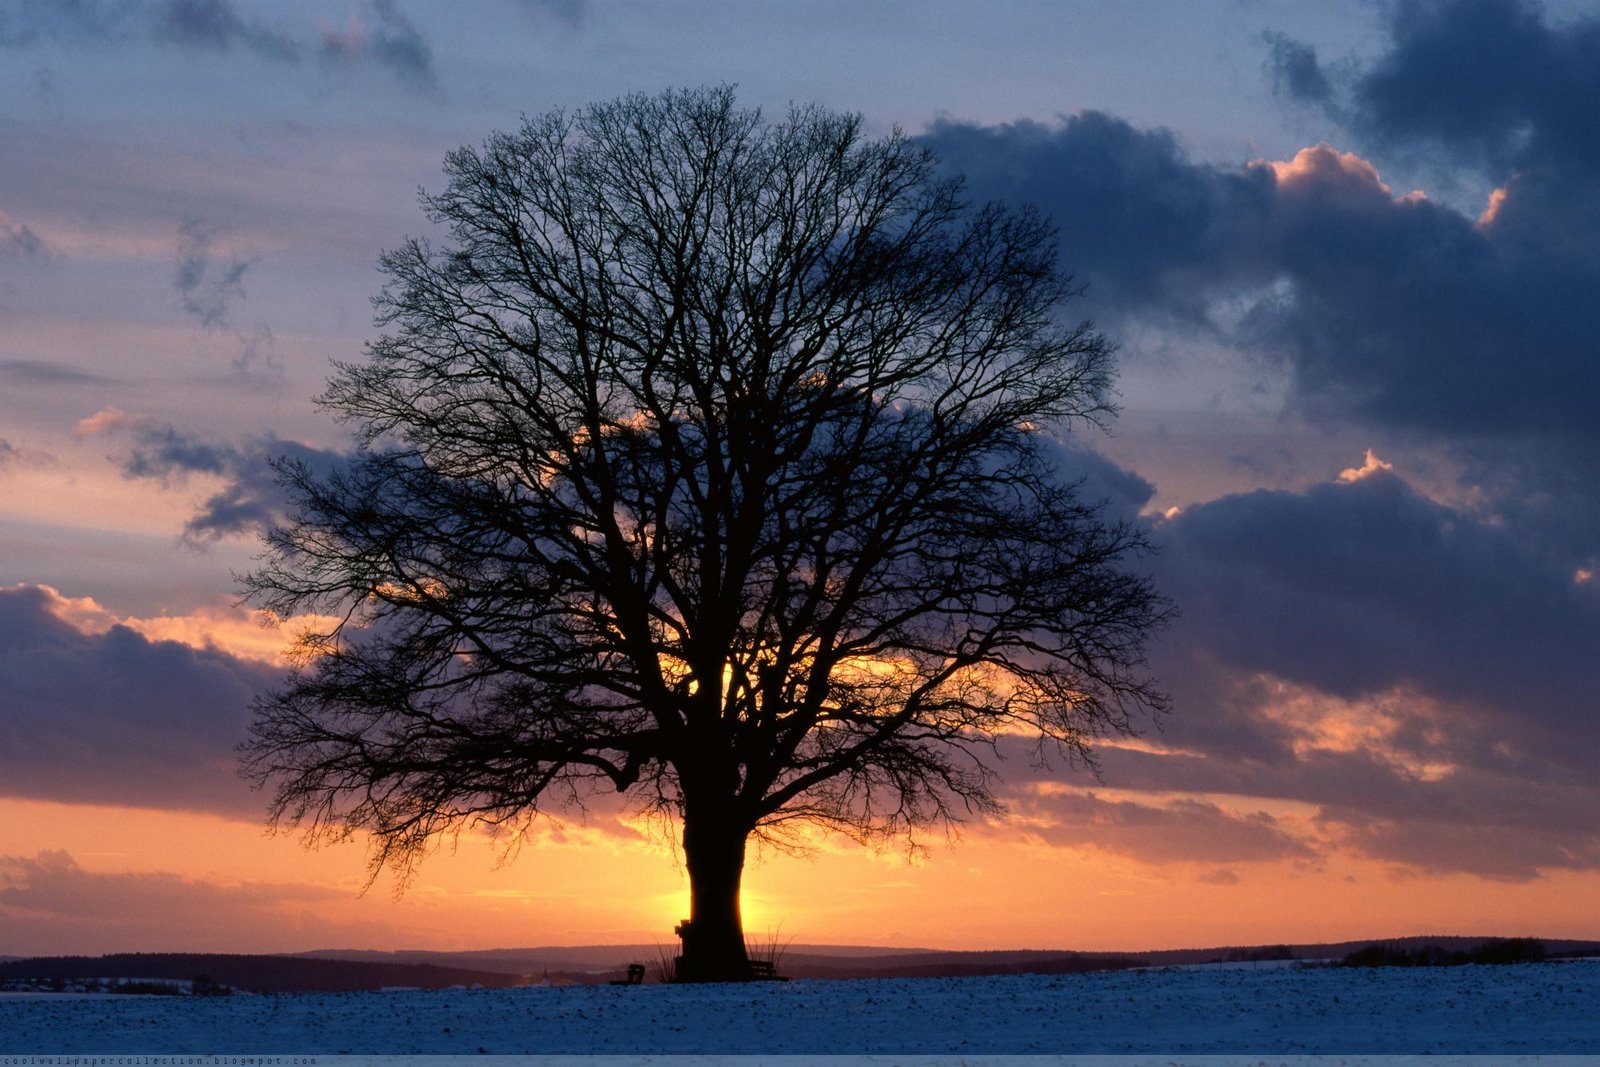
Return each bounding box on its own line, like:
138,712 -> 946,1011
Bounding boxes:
2,0 -> 1597,957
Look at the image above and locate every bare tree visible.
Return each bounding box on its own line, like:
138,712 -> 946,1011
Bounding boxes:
242,86 -> 1168,982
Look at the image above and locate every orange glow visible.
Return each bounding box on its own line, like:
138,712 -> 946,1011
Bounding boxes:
7,581 -> 1596,955
1255,145 -> 1428,208
1479,185 -> 1510,228
0,457 -> 210,535
1247,675 -> 1459,782
5,794 -> 1600,957
32,582 -> 339,666
1337,448 -> 1394,483
73,406 -> 150,438
1261,145 -> 1388,191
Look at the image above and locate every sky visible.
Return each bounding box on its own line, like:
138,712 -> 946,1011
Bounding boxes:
1,0 -> 1596,957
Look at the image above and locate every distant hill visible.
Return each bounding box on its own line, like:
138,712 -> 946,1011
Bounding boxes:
294,942 -> 934,977
294,935 -> 1600,982
0,953 -> 531,994
7,937 -> 1596,992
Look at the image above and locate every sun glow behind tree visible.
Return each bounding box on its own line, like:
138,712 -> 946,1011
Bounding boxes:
231,86 -> 1173,981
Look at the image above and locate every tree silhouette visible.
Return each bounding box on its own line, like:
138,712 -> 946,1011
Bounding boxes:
242,86 -> 1168,981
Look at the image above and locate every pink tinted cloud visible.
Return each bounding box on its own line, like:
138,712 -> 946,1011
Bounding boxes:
0,850 -> 401,955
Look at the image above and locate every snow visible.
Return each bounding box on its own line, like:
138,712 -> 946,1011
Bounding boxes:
1,961 -> 1596,1054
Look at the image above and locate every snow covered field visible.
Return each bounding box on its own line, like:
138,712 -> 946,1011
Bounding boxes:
2,960 -> 1596,1055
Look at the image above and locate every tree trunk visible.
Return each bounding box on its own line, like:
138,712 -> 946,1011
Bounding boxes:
674,807 -> 751,982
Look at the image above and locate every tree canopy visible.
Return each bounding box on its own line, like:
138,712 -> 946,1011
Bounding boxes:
242,86 -> 1168,981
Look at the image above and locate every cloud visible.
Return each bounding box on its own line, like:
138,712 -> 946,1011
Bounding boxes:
0,0 -> 135,46
153,0 -> 298,59
0,584 -> 279,816
1263,30 -> 1333,106
961,446 -> 1599,881
1243,143 -> 1594,448
174,219 -> 250,329
1096,742 -> 1600,882
1254,0 -> 1600,571
172,219 -> 278,376
0,210 -> 48,257
1157,460 -> 1597,754
113,603 -> 339,668
1336,448 -> 1393,483
1317,806 -> 1600,883
135,432 -> 348,542
1009,789 -> 1316,867
74,405 -> 148,438
0,849 -> 336,919
81,413 -> 350,541
516,0 -> 583,26
0,359 -> 111,387
30,582 -> 337,668
922,113 -> 1595,448
919,112 -> 1273,321
0,850 -> 404,955
120,423 -> 238,480
1042,435 -> 1156,520
320,0 -> 434,88
0,0 -> 437,89
1346,0 -> 1600,179
921,68 -> 1599,574
1037,454 -> 1600,880
0,437 -> 54,471
0,0 -> 300,61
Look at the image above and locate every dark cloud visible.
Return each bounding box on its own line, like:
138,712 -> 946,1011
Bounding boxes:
103,420 -> 349,541
119,422 -> 237,480
1008,790 -> 1316,866
922,114 -> 1596,450
972,442 -> 1600,880
0,359 -> 111,386
172,220 -> 279,376
320,0 -> 435,88
0,850 -> 400,955
1042,435 -> 1156,521
1155,466 -> 1596,752
1094,744 -> 1600,881
0,850 -> 335,920
1255,0 -> 1600,568
0,437 -> 54,470
517,0 -> 583,26
0,0 -> 444,89
0,0 -> 134,46
0,0 -> 299,60
922,55 -> 1599,573
1246,147 -> 1596,451
152,0 -> 297,60
0,584 -> 276,816
177,437 -> 344,541
1317,805 -> 1600,883
920,112 -> 1273,321
1263,30 -> 1333,106
1346,0 -> 1600,178
0,212 -> 48,257
366,0 -> 432,86
174,219 -> 249,329
1052,458 -> 1600,880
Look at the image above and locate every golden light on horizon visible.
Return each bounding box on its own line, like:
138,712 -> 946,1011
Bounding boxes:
4,794 -> 1600,957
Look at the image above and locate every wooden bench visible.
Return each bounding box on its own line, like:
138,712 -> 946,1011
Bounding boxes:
748,960 -> 787,981
608,963 -> 645,986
